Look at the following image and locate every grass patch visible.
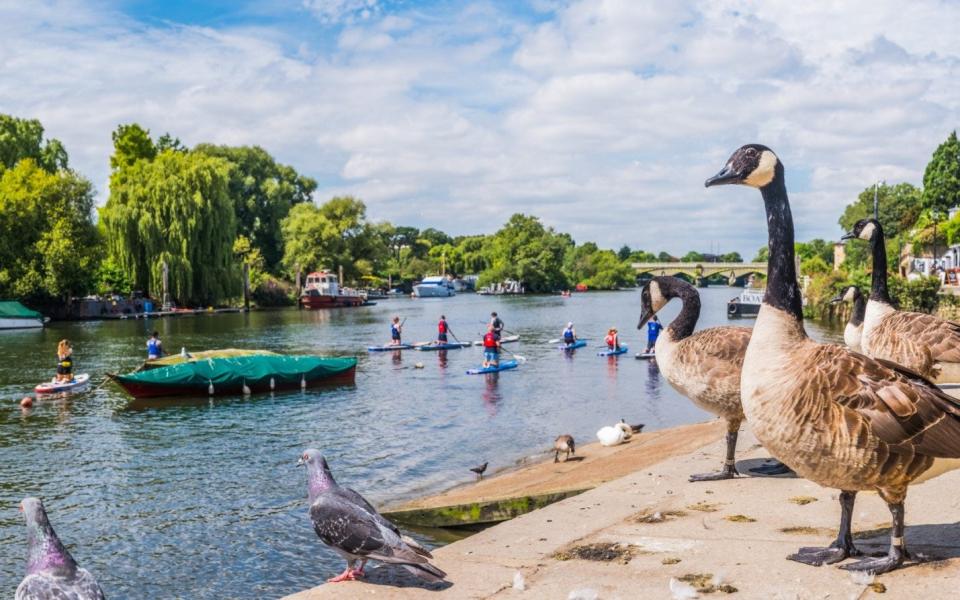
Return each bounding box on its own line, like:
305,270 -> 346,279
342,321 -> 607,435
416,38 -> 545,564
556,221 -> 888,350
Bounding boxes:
788,496 -> 818,505
661,557 -> 681,565
868,582 -> 887,593
725,514 -> 756,523
687,501 -> 721,512
634,509 -> 688,524
553,542 -> 637,564
779,526 -> 834,536
678,573 -> 738,594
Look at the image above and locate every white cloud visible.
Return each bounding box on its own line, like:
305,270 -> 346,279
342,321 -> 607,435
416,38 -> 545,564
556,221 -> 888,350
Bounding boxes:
0,0 -> 957,256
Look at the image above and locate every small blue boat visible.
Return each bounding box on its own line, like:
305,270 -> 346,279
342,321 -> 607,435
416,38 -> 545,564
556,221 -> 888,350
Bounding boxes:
558,340 -> 587,351
466,360 -> 519,375
416,342 -> 471,351
367,344 -> 413,352
597,346 -> 629,357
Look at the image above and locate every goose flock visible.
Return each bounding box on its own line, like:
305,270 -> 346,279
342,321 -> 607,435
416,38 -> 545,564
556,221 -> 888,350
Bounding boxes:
685,144 -> 960,574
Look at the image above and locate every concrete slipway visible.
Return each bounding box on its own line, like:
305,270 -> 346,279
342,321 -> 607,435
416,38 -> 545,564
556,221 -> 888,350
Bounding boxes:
284,422 -> 960,600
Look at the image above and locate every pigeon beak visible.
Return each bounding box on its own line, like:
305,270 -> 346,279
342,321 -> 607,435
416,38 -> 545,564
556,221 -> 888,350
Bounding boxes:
296,457 -> 305,467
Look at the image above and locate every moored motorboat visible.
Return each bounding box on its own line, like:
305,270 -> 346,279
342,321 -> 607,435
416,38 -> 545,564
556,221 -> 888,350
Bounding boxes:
110,355 -> 357,398
0,301 -> 47,329
726,288 -> 763,318
300,271 -> 366,309
413,276 -> 456,298
143,348 -> 278,370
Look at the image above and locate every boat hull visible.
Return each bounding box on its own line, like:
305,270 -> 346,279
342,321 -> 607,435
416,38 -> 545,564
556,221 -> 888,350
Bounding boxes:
412,285 -> 455,298
0,317 -> 44,329
300,294 -> 366,309
112,367 -> 356,398
726,299 -> 760,318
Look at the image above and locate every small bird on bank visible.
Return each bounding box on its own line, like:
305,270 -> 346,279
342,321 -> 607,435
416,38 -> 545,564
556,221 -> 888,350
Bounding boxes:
16,497 -> 106,600
469,462 -> 488,479
554,435 -> 575,462
298,449 -> 446,584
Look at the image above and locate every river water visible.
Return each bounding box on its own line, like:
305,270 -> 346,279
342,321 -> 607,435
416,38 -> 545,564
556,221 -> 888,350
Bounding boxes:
0,288 -> 842,598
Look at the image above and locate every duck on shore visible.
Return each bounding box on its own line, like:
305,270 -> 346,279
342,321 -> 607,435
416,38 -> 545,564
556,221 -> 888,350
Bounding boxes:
706,143 -> 960,574
842,218 -> 959,381
554,434 -> 575,462
830,285 -> 866,352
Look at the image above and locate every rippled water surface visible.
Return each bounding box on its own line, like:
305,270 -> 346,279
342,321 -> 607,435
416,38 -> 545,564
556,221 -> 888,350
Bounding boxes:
0,289 -> 842,598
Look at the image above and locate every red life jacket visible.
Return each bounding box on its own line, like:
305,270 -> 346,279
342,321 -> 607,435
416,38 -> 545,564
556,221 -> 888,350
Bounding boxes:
605,333 -> 616,347
438,320 -> 447,333
483,332 -> 498,348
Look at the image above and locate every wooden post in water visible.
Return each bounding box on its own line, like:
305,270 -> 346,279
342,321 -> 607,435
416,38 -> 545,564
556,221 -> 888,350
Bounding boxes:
295,264 -> 302,310
162,260 -> 171,310
242,263 -> 250,311
339,264 -> 344,287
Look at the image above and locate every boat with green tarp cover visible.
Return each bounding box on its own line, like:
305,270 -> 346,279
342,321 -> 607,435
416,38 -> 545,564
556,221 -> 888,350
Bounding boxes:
110,355 -> 357,398
143,348 -> 278,370
0,301 -> 46,329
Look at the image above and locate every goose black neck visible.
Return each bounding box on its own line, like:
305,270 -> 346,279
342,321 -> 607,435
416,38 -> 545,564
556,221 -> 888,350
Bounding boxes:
760,169 -> 803,322
868,230 -> 892,303
850,293 -> 866,326
667,284 -> 701,340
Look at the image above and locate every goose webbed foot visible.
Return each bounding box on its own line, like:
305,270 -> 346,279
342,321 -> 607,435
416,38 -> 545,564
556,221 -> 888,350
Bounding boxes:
748,460 -> 794,476
788,541 -> 862,566
690,432 -> 741,481
838,547 -> 904,574
689,467 -> 738,482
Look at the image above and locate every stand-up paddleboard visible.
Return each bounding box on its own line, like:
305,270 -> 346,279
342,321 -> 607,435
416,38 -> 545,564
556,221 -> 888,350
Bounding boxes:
558,340 -> 587,351
367,344 -> 413,352
416,342 -> 471,351
466,360 -> 518,375
34,373 -> 91,394
597,346 -> 628,357
635,352 -> 656,360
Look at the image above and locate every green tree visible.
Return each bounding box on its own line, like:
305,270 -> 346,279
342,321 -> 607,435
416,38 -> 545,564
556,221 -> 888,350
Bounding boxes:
0,160 -> 100,301
478,214 -> 572,292
195,144 -> 316,272
681,251 -> 705,262
657,251 -> 675,262
0,114 -> 68,173
564,243 -> 633,289
719,251 -> 743,262
795,239 -> 834,264
922,131 -> 960,216
280,196 -> 385,283
753,246 -> 769,262
101,149 -> 238,305
627,249 -> 656,262
617,245 -> 632,261
109,124 -> 157,172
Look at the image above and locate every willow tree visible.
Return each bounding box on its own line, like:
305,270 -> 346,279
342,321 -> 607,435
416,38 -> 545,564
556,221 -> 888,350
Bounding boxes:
101,148 -> 238,305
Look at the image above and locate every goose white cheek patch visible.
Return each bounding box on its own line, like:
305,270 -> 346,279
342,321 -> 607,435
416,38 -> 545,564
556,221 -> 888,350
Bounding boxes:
859,222 -> 876,241
744,150 -> 777,188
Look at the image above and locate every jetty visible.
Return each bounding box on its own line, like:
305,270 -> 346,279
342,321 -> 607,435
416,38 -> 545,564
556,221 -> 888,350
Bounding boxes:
285,422 -> 960,599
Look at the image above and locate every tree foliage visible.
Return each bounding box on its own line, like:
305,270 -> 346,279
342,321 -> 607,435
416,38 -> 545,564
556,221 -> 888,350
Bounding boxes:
195,144 -> 316,272
477,214 -> 572,292
0,160 -> 100,301
0,114 -> 68,174
101,143 -> 238,305
922,131 -> 960,216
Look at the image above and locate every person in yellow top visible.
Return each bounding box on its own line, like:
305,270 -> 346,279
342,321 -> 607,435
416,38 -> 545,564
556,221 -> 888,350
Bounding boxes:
56,339 -> 74,383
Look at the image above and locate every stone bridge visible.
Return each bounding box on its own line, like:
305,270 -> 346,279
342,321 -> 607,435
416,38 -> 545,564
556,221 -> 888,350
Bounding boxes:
632,262 -> 767,285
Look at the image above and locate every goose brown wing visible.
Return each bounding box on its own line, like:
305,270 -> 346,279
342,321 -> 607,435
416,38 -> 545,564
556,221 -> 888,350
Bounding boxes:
878,311 -> 960,364
690,327 -> 750,365
809,344 -> 960,457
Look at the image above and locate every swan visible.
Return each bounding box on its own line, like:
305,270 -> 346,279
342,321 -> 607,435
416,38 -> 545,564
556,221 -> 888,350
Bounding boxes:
705,143 -> 960,574
596,425 -> 625,447
843,218 -> 957,381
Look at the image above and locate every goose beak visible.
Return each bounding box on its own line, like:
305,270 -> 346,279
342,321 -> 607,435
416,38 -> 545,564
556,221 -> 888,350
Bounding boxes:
840,231 -> 856,241
705,164 -> 739,187
638,309 -> 654,329
829,295 -> 843,304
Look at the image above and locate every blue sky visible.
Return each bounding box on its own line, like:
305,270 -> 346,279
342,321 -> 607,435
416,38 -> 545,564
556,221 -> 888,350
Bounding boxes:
1,0 -> 958,256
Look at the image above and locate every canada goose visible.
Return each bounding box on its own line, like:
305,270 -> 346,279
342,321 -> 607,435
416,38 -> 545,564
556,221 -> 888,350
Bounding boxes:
639,276 -> 753,481
469,462 -> 488,479
554,434 -> 575,462
829,285 -> 866,351
842,218 -> 958,381
706,143 -> 960,574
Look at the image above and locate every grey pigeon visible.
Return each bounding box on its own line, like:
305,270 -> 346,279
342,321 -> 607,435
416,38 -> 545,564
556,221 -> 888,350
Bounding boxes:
16,497 -> 106,600
298,449 -> 446,584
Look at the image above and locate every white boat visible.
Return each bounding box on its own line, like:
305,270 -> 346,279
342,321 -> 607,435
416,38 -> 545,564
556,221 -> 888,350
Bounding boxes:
0,301 -> 46,329
413,276 -> 456,298
727,288 -> 764,319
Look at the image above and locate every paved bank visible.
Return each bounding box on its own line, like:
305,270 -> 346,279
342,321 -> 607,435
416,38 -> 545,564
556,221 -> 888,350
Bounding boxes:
285,424 -> 960,599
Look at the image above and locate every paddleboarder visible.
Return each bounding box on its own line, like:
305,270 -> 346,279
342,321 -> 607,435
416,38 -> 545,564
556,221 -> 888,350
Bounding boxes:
481,324 -> 501,368
389,316 -> 404,346
562,322 -> 577,346
146,331 -> 164,360
644,315 -> 663,353
604,327 -> 621,352
489,312 -> 504,341
55,339 -> 74,383
437,315 -> 452,343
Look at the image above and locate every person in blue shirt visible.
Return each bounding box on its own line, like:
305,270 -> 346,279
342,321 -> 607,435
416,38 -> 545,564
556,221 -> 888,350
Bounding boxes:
146,331 -> 164,360
562,322 -> 577,346
390,317 -> 403,346
645,315 -> 663,353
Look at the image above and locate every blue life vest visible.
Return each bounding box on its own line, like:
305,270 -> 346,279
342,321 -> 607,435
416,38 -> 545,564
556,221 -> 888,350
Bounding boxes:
647,321 -> 663,340
147,338 -> 160,357
563,328 -> 574,341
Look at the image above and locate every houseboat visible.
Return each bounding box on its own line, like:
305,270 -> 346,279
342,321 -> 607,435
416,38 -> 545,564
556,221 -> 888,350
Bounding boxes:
413,276 -> 456,298
0,301 -> 47,329
300,271 -> 367,309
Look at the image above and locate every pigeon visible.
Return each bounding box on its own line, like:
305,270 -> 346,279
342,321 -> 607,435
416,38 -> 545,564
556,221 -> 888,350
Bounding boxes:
298,449 -> 446,584
16,497 -> 106,600
554,435 -> 575,462
469,462 -> 488,479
